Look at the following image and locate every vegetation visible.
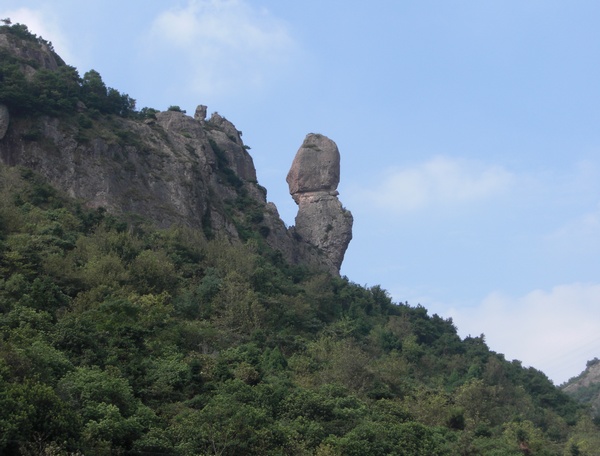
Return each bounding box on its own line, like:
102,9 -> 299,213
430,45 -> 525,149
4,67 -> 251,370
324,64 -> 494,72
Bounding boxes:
167,106 -> 186,113
0,164 -> 597,455
0,24 -> 138,118
1,20 -> 600,456
562,358 -> 600,427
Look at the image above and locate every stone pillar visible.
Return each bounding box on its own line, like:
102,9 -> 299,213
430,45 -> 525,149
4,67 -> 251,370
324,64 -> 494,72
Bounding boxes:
194,105 -> 207,122
287,133 -> 353,274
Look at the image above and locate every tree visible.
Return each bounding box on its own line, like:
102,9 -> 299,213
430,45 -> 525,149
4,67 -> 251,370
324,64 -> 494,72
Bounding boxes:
58,366 -> 152,452
129,249 -> 178,294
81,69 -> 107,111
106,87 -> 136,117
0,61 -> 34,113
0,379 -> 79,454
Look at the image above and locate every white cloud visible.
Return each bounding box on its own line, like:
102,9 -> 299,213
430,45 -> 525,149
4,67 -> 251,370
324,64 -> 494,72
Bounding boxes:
0,7 -> 74,64
359,156 -> 515,213
143,0 -> 297,97
545,203 -> 600,254
444,283 -> 600,385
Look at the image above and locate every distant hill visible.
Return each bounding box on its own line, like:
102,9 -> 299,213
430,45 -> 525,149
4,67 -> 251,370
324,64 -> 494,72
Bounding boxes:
562,358 -> 600,418
1,21 -> 599,455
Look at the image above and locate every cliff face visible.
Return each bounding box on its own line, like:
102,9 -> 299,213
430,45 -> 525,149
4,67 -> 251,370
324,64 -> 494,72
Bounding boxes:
0,107 -> 336,271
0,27 -> 62,74
0,26 -> 352,275
1,108 -> 240,229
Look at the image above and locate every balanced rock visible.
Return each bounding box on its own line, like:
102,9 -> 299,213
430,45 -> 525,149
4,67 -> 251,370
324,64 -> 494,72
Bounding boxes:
287,134 -> 353,275
194,104 -> 207,122
287,133 -> 340,202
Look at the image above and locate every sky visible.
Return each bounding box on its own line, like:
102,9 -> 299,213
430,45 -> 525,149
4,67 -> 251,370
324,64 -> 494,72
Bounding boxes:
2,0 -> 600,385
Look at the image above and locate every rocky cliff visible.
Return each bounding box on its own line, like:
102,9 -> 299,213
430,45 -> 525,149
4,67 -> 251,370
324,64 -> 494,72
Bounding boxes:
0,24 -> 352,275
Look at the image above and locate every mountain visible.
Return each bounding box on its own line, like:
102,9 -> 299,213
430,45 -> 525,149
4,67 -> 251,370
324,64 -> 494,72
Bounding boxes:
1,22 -> 599,456
0,22 -> 352,276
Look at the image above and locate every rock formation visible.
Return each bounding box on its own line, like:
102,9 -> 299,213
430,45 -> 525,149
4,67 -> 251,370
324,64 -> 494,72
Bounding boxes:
0,28 -> 62,78
194,104 -> 208,122
287,134 -> 353,274
0,25 -> 353,275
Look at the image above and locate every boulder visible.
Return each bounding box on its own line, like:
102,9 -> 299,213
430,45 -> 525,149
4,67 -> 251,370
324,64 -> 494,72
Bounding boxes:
286,133 -> 340,200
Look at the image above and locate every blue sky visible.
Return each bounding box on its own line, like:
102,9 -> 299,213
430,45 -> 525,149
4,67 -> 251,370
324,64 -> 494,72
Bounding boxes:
3,0 -> 600,384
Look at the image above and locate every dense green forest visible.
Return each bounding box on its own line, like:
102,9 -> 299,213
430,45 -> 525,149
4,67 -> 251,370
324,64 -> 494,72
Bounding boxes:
1,163 -> 599,455
2,22 -> 600,456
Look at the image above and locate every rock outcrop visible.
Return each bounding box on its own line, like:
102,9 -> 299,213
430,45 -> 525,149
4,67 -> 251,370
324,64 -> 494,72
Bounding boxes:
0,103 -> 353,273
194,104 -> 208,122
287,134 -> 353,274
0,26 -> 353,275
0,29 -> 62,80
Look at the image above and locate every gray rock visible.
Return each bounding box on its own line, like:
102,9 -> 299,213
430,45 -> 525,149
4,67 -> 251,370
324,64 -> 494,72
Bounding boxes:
286,133 -> 340,200
0,30 -> 350,276
294,193 -> 353,274
287,134 -> 353,274
0,33 -> 60,71
0,104 -> 8,140
194,105 -> 207,122
207,112 -> 242,144
0,106 -> 348,274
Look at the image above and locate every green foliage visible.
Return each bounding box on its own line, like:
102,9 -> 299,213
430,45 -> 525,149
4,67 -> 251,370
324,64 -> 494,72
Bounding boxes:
0,378 -> 80,454
0,25 -> 138,119
3,23 -> 39,42
568,382 -> 600,408
0,163 -> 593,454
0,60 -> 35,114
138,106 -> 159,119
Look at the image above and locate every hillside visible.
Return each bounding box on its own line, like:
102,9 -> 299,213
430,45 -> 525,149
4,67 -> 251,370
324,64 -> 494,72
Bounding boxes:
562,359 -> 600,419
0,22 -> 351,277
1,22 -> 600,456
